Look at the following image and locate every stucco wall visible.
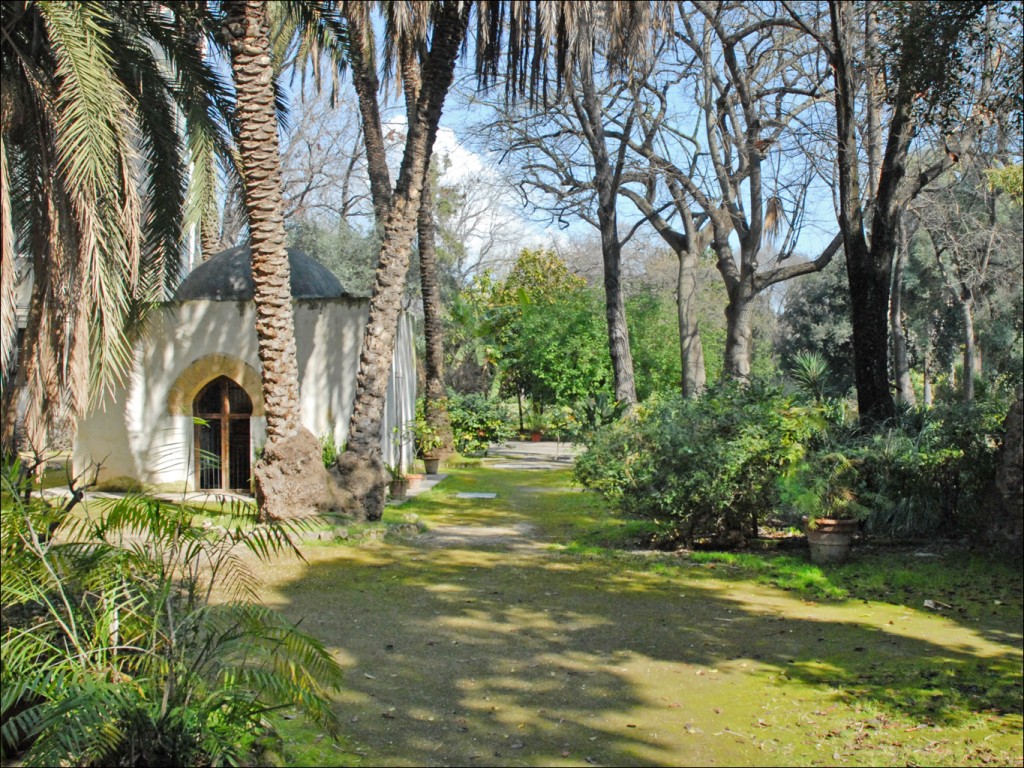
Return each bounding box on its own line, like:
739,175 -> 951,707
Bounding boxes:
73,298 -> 416,490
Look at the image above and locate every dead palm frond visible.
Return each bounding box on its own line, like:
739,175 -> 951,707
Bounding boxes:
763,195 -> 785,246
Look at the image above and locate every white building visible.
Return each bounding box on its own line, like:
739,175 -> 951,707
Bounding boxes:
72,246 -> 415,492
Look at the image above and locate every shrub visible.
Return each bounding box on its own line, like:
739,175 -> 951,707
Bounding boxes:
446,392 -> 516,455
851,399 -> 1008,537
576,384 -> 1011,546
1,464 -> 344,767
575,382 -> 825,545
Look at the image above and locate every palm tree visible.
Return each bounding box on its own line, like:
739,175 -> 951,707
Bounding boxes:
220,0 -> 344,519
336,1 -> 672,520
1,1 -> 228,455
335,0 -> 471,519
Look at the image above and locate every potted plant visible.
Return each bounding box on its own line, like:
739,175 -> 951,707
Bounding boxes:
384,462 -> 409,501
525,410 -> 547,442
779,451 -> 869,563
411,414 -> 446,474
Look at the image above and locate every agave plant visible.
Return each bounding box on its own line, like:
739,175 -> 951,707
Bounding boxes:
0,462 -> 343,766
789,351 -> 831,403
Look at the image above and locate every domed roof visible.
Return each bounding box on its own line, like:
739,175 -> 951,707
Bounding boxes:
173,245 -> 345,301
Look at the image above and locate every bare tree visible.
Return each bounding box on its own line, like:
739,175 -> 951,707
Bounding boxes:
622,2 -> 841,382
430,160 -> 521,285
333,2 -> 676,519
484,49 -> 643,405
279,88 -> 373,226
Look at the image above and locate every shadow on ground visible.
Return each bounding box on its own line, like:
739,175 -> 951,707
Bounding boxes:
249,464 -> 1023,767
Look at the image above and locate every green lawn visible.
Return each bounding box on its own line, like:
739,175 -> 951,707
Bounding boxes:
229,461 -> 1022,767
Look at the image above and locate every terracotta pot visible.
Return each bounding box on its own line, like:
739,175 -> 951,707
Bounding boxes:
530,431 -> 542,442
423,458 -> 441,474
388,479 -> 409,500
806,517 -> 860,564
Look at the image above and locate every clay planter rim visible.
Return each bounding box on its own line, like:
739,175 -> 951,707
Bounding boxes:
804,516 -> 862,533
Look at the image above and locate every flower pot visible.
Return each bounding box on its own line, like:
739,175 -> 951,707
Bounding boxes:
388,479 -> 409,501
530,431 -> 542,442
423,458 -> 441,474
806,517 -> 860,564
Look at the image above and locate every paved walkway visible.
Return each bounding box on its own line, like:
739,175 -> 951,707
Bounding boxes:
475,439 -> 580,471
37,441 -> 580,506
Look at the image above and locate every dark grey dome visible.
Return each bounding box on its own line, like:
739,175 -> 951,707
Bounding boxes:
173,245 -> 345,301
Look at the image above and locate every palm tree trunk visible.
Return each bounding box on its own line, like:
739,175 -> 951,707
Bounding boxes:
418,169 -> 454,457
336,1 -> 469,520
221,0 -> 342,520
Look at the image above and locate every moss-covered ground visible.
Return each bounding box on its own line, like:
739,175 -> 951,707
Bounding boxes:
230,459 -> 1021,767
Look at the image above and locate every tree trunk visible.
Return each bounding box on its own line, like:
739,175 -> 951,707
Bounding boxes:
1,250 -> 47,455
711,234 -> 754,383
962,298 -> 977,403
891,222 -> 915,405
336,2 -> 469,520
221,0 -> 344,520
723,283 -> 755,382
922,347 -> 933,407
199,146 -> 221,261
616,188 -> 709,399
847,235 -> 896,424
678,247 -> 706,397
986,388 -> 1023,551
575,56 -> 637,406
829,0 -> 897,427
418,167 -> 454,457
1,141 -> 17,388
601,228 -> 638,404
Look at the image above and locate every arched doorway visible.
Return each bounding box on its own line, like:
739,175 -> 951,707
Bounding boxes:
193,376 -> 252,491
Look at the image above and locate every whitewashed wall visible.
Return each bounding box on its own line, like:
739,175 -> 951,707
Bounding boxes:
73,298 -> 416,490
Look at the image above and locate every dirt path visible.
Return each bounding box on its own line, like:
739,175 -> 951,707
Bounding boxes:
250,449 -> 1022,768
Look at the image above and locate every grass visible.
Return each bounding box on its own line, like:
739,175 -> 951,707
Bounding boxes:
10,460 -> 1018,765
225,460 -> 1022,767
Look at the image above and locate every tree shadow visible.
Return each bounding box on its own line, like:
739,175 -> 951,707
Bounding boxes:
262,531 -> 1022,766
